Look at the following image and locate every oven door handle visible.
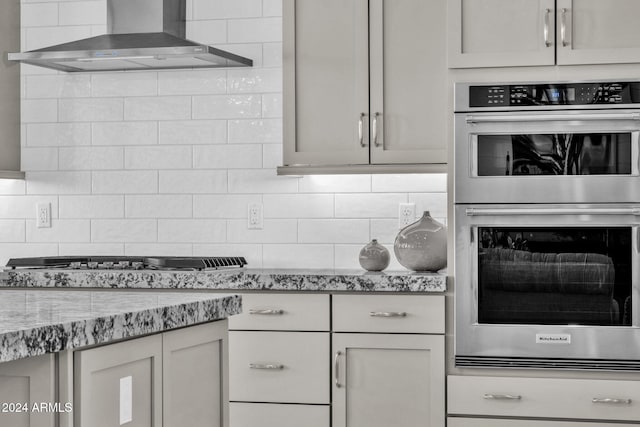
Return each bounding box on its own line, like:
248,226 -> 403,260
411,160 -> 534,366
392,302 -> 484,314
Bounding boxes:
465,112 -> 640,124
466,207 -> 640,216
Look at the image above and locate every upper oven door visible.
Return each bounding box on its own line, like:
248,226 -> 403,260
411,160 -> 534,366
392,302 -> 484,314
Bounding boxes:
455,110 -> 640,203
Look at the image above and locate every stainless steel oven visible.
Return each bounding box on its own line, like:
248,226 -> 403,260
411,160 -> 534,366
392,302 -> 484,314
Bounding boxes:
454,81 -> 640,370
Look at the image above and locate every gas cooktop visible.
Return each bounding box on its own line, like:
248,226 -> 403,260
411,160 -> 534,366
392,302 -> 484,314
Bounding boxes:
5,256 -> 247,271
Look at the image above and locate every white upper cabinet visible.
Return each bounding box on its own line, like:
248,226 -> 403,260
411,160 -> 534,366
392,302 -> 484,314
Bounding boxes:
282,0 -> 447,173
449,0 -> 640,68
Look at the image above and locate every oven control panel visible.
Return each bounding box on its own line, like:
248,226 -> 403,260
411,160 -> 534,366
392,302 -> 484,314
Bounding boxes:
469,82 -> 640,107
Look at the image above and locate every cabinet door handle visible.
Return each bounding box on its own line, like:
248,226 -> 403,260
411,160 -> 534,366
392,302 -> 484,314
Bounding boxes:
592,397 -> 632,405
249,363 -> 284,370
483,394 -> 522,401
543,8 -> 551,47
372,112 -> 381,147
561,8 -> 569,47
358,113 -> 367,147
369,311 -> 407,318
248,309 -> 284,315
334,351 -> 343,388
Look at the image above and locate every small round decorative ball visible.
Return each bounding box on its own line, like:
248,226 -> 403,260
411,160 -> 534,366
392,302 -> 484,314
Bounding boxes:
359,239 -> 390,271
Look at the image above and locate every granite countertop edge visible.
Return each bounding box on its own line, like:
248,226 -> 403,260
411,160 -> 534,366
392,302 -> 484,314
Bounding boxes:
1,268 -> 448,293
0,291 -> 241,364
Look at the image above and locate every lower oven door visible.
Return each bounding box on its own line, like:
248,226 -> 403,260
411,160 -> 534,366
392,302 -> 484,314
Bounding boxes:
455,204 -> 640,370
454,110 -> 640,204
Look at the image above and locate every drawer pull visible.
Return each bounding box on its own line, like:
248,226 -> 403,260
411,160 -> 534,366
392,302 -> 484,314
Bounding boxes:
249,363 -> 284,370
369,311 -> 407,318
483,394 -> 522,401
249,309 -> 284,315
592,397 -> 632,405
334,351 -> 343,388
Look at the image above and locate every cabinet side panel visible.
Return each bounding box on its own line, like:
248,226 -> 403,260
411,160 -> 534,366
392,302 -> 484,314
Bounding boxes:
0,0 -> 21,172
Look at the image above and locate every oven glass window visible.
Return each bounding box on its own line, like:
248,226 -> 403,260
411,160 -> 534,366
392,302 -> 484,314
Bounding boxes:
477,133 -> 631,176
477,227 -> 632,326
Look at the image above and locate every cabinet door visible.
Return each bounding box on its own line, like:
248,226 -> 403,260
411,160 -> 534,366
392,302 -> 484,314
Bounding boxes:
230,402 -> 329,427
163,321 -> 229,427
369,0 -> 447,165
283,0 -> 369,166
0,354 -> 55,427
74,334 -> 163,427
556,0 -> 640,65
448,0 -> 555,68
448,418 -> 640,427
332,333 -> 445,427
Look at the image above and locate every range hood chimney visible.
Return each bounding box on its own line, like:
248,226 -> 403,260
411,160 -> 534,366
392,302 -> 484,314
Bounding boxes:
8,0 -> 252,72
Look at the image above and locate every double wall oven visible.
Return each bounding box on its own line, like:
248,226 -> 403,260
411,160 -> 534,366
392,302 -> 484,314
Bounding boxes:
454,81 -> 640,370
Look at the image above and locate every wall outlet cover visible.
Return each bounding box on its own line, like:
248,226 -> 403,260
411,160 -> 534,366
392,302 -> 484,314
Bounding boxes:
398,203 -> 416,228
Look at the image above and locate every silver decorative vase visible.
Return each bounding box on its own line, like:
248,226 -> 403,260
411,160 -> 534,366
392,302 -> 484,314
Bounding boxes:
394,211 -> 447,271
359,239 -> 390,271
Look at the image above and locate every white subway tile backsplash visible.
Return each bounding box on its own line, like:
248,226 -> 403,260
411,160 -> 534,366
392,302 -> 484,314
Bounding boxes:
125,146 -> 192,170
263,0 -> 283,17
158,219 -> 226,243
228,17 -> 282,43
92,171 -> 158,194
193,0 -> 262,19
59,147 -> 124,170
158,70 -> 226,95
335,193 -> 407,218
261,93 -> 282,118
0,220 -> 26,242
0,244 -> 59,267
409,193 -> 448,218
91,219 -> 157,242
27,123 -> 91,147
92,121 -> 158,146
298,175 -> 371,193
59,243 -> 125,256
58,1 -> 107,26
193,144 -> 262,169
21,147 -> 59,171
26,172 -> 91,195
159,170 -> 227,194
262,244 -> 333,269
0,180 -> 26,196
59,195 -> 124,219
124,96 -> 191,121
185,20 -> 227,44
194,195 -> 261,218
27,219 -> 90,242
59,98 -> 124,122
159,120 -> 227,145
21,3 -> 59,27
263,194 -> 334,218
124,243 -> 192,256
371,219 -> 401,244
25,26 -> 91,51
193,95 -> 262,119
372,173 -> 447,193
227,68 -> 282,93
125,195 -> 192,218
91,72 -> 158,97
0,196 -> 58,219
262,43 -> 283,68
262,144 -> 282,170
22,99 -> 57,123
299,219 -> 369,244
227,219 -> 297,243
228,119 -> 282,143
228,169 -> 298,194
26,75 -> 91,99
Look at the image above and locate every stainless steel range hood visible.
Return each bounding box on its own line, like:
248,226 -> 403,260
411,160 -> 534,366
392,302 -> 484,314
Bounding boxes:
8,0 -> 252,72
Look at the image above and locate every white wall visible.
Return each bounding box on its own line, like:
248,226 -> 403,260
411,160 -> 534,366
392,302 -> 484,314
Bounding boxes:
0,0 -> 447,269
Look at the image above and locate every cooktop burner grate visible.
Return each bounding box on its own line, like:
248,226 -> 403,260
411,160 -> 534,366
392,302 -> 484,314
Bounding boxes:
5,256 -> 247,271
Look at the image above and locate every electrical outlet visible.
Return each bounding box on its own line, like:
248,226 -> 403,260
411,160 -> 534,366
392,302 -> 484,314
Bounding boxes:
36,203 -> 51,228
398,203 -> 415,228
248,203 -> 263,230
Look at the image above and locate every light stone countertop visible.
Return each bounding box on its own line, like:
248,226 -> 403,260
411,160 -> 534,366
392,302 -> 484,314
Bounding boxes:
2,268 -> 447,293
0,289 -> 241,363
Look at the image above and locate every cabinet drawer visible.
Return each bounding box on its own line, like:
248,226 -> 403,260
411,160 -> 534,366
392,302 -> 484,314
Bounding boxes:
449,375 -> 640,422
332,294 -> 444,333
448,417 -> 640,427
230,402 -> 329,427
229,293 -> 329,331
229,331 -> 330,404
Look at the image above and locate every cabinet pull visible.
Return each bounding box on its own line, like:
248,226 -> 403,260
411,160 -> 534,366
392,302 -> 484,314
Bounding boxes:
372,112 -> 381,147
543,8 -> 551,47
249,363 -> 284,370
592,397 -> 632,405
358,113 -> 366,147
483,394 -> 522,401
248,309 -> 284,315
334,351 -> 343,388
369,311 -> 407,318
561,8 -> 569,47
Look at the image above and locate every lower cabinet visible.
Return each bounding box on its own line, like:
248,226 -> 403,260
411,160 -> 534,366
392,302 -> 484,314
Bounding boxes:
332,333 -> 445,427
448,419 -> 640,427
0,354 -> 56,427
230,402 -> 330,427
74,321 -> 228,427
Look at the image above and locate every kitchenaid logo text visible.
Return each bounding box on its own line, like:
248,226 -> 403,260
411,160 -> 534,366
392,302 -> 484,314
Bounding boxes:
536,334 -> 571,344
